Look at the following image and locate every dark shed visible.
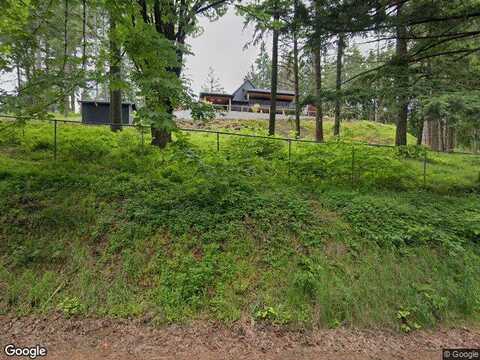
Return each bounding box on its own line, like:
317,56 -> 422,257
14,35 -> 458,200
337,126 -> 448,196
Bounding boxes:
79,100 -> 136,124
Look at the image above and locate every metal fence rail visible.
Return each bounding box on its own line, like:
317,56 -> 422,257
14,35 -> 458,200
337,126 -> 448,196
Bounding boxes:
1,114 -> 479,186
0,114 -> 396,147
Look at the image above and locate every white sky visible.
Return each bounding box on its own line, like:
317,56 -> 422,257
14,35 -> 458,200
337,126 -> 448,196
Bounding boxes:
184,7 -> 262,94
0,71 -> 16,94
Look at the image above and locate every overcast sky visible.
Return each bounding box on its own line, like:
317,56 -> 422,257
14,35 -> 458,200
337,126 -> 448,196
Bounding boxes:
184,7 -> 262,95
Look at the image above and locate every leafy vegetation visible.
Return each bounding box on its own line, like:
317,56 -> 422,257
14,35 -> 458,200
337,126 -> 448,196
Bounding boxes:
2,1 -> 479,149
0,121 -> 479,330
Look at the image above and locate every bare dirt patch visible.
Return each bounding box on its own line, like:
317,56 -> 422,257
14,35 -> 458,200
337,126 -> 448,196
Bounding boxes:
1,316 -> 479,359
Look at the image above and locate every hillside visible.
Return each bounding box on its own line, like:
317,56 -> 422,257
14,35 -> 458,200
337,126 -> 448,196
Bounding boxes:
0,120 -> 479,331
178,118 -> 418,145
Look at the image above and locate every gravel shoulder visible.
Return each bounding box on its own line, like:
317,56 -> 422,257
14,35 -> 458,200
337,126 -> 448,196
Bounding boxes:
1,316 -> 479,359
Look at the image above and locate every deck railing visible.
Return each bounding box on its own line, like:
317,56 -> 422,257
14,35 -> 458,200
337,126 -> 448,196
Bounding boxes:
211,104 -> 311,116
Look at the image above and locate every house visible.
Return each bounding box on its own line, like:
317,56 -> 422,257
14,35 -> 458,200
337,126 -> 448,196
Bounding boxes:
199,79 -> 295,113
79,100 -> 136,124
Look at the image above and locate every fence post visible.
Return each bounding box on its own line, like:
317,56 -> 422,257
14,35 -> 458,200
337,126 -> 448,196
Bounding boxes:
351,145 -> 355,186
216,132 -> 220,152
288,139 -> 292,177
423,149 -> 427,187
53,119 -> 57,161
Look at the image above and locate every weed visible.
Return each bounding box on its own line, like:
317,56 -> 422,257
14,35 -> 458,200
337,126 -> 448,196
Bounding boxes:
58,296 -> 83,318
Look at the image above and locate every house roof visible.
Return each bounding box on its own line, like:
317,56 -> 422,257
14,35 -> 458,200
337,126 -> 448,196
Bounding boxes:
79,100 -> 136,106
247,88 -> 295,96
199,92 -> 232,98
199,79 -> 295,100
231,79 -> 255,97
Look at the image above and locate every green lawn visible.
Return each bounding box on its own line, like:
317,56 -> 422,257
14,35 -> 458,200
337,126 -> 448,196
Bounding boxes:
0,120 -> 479,331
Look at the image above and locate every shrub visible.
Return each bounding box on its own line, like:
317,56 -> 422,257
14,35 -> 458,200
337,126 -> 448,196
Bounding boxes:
58,296 -> 83,318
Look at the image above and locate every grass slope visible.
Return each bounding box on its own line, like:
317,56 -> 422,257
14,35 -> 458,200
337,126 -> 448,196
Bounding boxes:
0,120 -> 479,332
179,118 -> 418,145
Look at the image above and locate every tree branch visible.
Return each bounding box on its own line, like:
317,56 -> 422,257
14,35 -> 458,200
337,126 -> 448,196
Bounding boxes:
195,0 -> 230,14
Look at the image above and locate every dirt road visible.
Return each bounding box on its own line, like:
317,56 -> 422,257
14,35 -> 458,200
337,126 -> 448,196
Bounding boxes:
1,316 -> 478,359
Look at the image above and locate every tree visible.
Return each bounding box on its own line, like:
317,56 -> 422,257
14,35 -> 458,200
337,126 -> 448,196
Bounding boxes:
246,41 -> 271,88
2,0 -> 479,151
109,10 -> 122,131
394,1 -> 409,146
313,45 -> 323,142
290,0 -> 304,138
298,0 -> 480,146
202,66 -> 224,93
333,33 -> 345,136
269,9 -> 280,135
0,0 -> 89,118
238,0 -> 291,136
312,0 -> 324,142
125,0 -> 229,147
0,0 -> 227,145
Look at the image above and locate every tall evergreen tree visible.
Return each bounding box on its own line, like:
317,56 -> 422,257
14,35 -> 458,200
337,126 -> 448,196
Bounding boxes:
109,10 -> 122,132
333,33 -> 345,136
269,8 -> 280,135
246,41 -> 272,88
202,66 -> 224,93
239,0 -> 291,136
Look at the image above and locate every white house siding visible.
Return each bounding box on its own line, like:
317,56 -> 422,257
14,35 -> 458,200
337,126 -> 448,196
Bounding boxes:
174,109 -> 314,121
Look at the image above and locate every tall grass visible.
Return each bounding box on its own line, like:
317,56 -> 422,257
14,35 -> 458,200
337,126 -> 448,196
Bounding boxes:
0,121 -> 479,330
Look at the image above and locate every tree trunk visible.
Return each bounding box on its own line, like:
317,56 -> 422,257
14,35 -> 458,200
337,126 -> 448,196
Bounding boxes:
333,33 -> 345,137
293,0 -> 300,138
109,14 -> 122,132
431,120 -> 440,151
151,128 -> 172,148
63,0 -> 69,116
82,0 -> 87,71
293,28 -> 300,138
473,129 -> 478,154
81,0 -> 88,100
268,11 -> 279,136
314,45 -> 323,142
439,119 -> 445,152
63,94 -> 70,116
421,119 -> 429,147
422,118 -> 439,151
148,0 -> 186,147
16,63 -> 22,92
416,116 -> 423,145
446,123 -> 455,152
70,92 -> 76,113
394,2 -> 408,146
